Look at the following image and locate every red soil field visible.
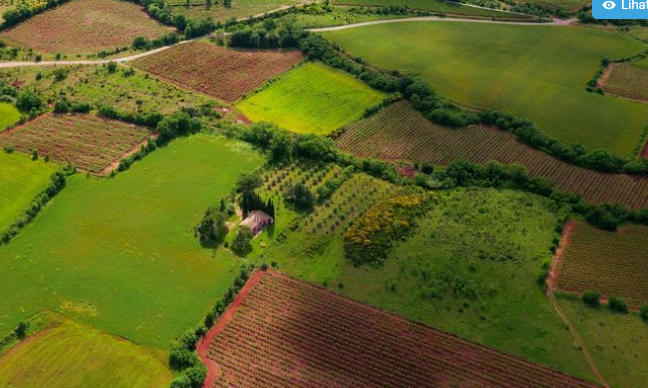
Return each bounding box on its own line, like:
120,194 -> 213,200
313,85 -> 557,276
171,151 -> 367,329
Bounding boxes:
207,271 -> 600,388
554,221 -> 648,308
0,0 -> 170,55
0,113 -> 151,174
336,101 -> 648,209
132,41 -> 304,102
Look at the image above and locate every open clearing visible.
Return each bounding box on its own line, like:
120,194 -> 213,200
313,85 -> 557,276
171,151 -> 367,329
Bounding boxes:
0,317 -> 170,388
0,150 -> 57,233
237,62 -> 386,134
208,271 -> 598,388
322,22 -> 648,156
0,134 -> 263,349
0,102 -> 20,131
337,101 -> 648,208
0,114 -> 151,174
133,42 -> 303,102
0,0 -> 170,55
253,187 -> 596,381
601,63 -> 648,103
555,221 -> 648,308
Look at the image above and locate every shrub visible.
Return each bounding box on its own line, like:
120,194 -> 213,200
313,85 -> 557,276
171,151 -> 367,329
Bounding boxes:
640,305 -> 648,321
582,290 -> 602,307
169,374 -> 191,388
608,296 -> 628,314
169,347 -> 197,370
14,321 -> 28,339
53,100 -> 70,113
232,226 -> 253,256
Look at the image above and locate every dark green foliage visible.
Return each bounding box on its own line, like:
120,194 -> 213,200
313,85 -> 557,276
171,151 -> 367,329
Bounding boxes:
236,171 -> 263,193
289,182 -> 315,209
641,305 -> 648,321
195,206 -> 229,247
14,321 -> 28,339
156,112 -> 202,144
16,89 -> 44,112
240,191 -> 275,219
582,290 -> 602,307
169,375 -> 191,388
53,100 -> 70,113
232,226 -> 253,256
1,0 -> 72,28
608,296 -> 628,313
169,347 -> 197,370
106,61 -> 118,74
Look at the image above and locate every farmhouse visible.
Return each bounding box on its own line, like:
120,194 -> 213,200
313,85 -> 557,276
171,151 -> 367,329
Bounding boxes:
241,210 -> 273,236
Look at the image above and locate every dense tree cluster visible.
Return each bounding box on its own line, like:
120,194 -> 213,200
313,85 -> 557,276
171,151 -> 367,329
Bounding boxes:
1,0 -> 71,28
240,190 -> 275,219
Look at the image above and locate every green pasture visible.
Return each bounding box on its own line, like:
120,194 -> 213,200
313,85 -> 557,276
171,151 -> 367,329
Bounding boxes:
558,296 -> 648,388
236,62 -> 386,135
0,317 -> 171,388
0,151 -> 57,234
254,187 -> 597,382
331,0 -> 533,18
0,102 -> 20,132
0,135 -> 263,349
322,23 -> 648,156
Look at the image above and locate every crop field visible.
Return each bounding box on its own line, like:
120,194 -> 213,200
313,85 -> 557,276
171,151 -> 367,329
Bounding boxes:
0,135 -> 263,348
164,0 -> 305,23
0,102 -> 20,132
133,41 -> 303,102
337,101 -> 648,208
555,221 -> 648,308
0,0 -> 170,55
331,0 -> 534,19
0,150 -> 57,233
601,63 -> 648,103
0,317 -> 170,388
0,113 -> 151,174
208,271 -> 598,388
559,298 -> 648,388
0,0 -> 43,23
322,22 -> 648,156
237,62 -> 386,134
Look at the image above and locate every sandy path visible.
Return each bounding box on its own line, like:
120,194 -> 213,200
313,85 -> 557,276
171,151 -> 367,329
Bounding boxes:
196,269 -> 268,388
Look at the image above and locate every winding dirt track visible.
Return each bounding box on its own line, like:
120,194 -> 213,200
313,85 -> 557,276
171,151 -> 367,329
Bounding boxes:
0,17 -> 575,69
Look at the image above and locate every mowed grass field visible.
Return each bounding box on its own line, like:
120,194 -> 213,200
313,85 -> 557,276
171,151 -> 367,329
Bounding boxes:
0,135 -> 263,348
0,102 -> 20,132
557,221 -> 648,308
237,62 -> 386,134
0,151 -> 57,234
322,23 -> 648,156
0,114 -> 151,174
0,0 -> 170,55
0,318 -> 171,388
336,101 -> 648,209
133,42 -> 304,102
253,187 -> 596,381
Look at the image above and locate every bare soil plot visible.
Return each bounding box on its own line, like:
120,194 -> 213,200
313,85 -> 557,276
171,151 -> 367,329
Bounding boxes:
132,41 -> 304,102
336,101 -> 648,209
554,221 -> 648,308
0,113 -> 151,174
207,271 -> 600,388
0,0 -> 170,55
601,63 -> 648,103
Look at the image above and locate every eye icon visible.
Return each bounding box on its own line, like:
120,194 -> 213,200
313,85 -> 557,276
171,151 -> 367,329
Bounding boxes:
602,1 -> 615,8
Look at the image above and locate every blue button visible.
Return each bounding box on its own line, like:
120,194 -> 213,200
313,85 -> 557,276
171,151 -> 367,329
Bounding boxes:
593,0 -> 648,18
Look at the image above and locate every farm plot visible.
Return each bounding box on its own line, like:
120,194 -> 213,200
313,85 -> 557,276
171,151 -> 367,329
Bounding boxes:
163,0 -> 305,23
0,150 -> 57,233
322,22 -> 648,156
601,63 -> 648,103
0,316 -> 170,388
237,62 -> 386,134
0,102 -> 20,132
0,135 -> 263,349
0,113 -> 151,174
0,0 -> 170,55
555,221 -> 648,308
133,41 -> 304,102
208,271 -> 599,388
337,101 -> 648,208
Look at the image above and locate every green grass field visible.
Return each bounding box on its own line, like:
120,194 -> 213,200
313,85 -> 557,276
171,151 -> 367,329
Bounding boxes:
236,62 -> 386,134
0,135 -> 263,349
558,297 -> 648,388
250,184 -> 597,381
0,102 -> 20,132
331,0 -> 534,18
0,151 -> 57,234
0,317 -> 171,388
322,23 -> 648,156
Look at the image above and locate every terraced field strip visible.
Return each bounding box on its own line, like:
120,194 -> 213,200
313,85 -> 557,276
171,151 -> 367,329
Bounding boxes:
336,101 -> 648,208
0,0 -> 170,55
208,271 -> 601,387
133,41 -> 304,102
601,63 -> 648,103
0,113 -> 151,174
555,221 -> 648,308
